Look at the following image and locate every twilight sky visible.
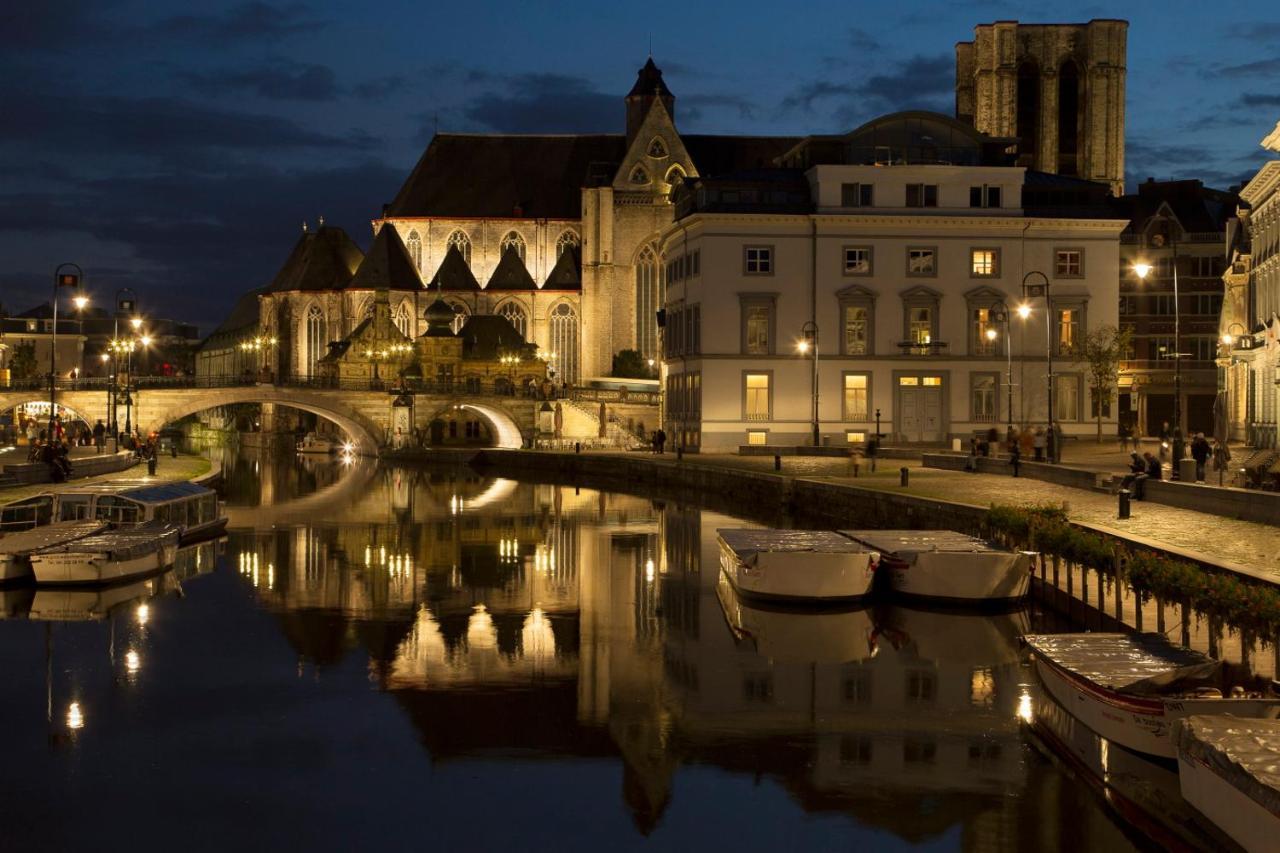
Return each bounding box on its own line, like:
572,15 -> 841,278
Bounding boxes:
2,0 -> 1278,332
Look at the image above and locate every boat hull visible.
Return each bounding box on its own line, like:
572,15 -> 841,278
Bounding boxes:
1032,653 -> 1280,759
180,517 -> 228,545
884,550 -> 1031,604
30,542 -> 178,586
718,538 -> 876,604
0,553 -> 29,583
1177,750 -> 1276,853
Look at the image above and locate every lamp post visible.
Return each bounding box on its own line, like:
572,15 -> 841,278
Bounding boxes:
985,300 -> 1015,436
1218,322 -> 1247,447
1020,271 -> 1055,461
797,321 -> 819,447
50,263 -> 85,440
1132,213 -> 1183,434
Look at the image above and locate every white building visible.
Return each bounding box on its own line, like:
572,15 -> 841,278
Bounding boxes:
660,113 -> 1127,452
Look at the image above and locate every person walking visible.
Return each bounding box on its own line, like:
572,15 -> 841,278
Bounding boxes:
1158,421 -> 1171,462
1032,427 -> 1046,462
1190,432 -> 1211,484
965,437 -> 979,473
1009,441 -> 1021,478
656,428 -> 666,454
92,420 -> 106,453
1118,420 -> 1131,453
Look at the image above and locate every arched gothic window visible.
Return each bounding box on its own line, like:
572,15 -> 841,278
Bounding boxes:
648,137 -> 668,158
550,303 -> 580,383
497,301 -> 528,340
634,245 -> 662,361
500,230 -> 526,261
664,165 -> 685,185
447,230 -> 472,267
305,304 -> 327,378
630,165 -> 649,185
406,229 -> 422,271
394,302 -> 411,337
445,301 -> 469,334
555,230 -> 580,258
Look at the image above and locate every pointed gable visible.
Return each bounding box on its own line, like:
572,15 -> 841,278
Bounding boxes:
613,95 -> 696,192
265,226 -> 363,293
485,246 -> 537,291
544,248 -> 582,291
428,245 -> 481,292
345,225 -> 423,292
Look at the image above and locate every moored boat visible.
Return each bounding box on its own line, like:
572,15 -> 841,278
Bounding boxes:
1175,714 -> 1280,853
296,432 -> 341,455
3,481 -> 227,545
1024,633 -> 1280,759
717,528 -> 878,605
0,521 -> 107,583
840,530 -> 1032,604
30,525 -> 180,586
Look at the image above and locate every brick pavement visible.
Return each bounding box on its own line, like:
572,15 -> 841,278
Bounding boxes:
645,452 -> 1280,578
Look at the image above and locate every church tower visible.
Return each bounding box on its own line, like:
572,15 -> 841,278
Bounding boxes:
625,58 -> 675,145
956,19 -> 1127,195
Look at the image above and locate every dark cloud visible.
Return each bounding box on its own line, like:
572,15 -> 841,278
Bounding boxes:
1225,22 -> 1280,41
1239,92 -> 1280,107
681,93 -> 758,124
859,54 -> 953,106
846,28 -> 881,52
1127,140 -> 1212,166
352,75 -> 408,102
461,73 -> 617,133
178,61 -> 340,101
779,81 -> 858,114
1214,57 -> 1280,77
778,54 -> 951,127
0,0 -> 116,52
152,2 -> 326,44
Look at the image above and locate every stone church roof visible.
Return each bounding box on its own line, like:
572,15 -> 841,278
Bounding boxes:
457,315 -> 538,360
485,246 -> 538,291
628,57 -> 673,99
344,224 -> 423,292
385,133 -> 802,220
543,247 -> 582,290
428,245 -> 481,292
264,225 -> 363,293
199,286 -> 266,350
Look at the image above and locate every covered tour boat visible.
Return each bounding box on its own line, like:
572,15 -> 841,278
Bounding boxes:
716,528 -> 879,605
840,530 -> 1032,604
296,432 -> 342,455
2,481 -> 226,545
1175,714 -> 1280,853
1023,633 -> 1280,759
0,521 -> 106,583
30,525 -> 181,585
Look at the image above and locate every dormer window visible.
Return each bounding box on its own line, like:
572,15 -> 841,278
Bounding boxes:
647,137 -> 668,158
630,165 -> 649,184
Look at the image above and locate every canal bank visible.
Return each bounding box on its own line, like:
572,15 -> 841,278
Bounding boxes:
387,447 -> 1279,590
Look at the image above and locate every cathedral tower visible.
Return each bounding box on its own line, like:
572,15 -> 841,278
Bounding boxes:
625,58 -> 675,145
956,19 -> 1127,195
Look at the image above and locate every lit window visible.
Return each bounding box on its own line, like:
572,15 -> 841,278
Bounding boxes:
744,246 -> 772,274
973,307 -> 997,355
747,430 -> 767,445
922,376 -> 942,386
846,431 -> 866,444
744,373 -> 770,420
843,374 -> 868,420
971,249 -> 998,277
909,307 -> 932,345
1057,308 -> 1080,355
899,376 -> 920,386
843,305 -> 868,355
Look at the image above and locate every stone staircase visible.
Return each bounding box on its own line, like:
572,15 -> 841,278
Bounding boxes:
549,400 -> 645,450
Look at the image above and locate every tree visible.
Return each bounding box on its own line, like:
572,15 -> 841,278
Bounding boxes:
611,349 -> 655,379
1074,325 -> 1132,442
8,341 -> 37,382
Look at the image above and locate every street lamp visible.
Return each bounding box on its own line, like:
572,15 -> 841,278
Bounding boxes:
49,263 -> 85,441
797,321 -> 819,447
984,299 -> 1015,436
1132,212 -> 1183,436
1021,270 -> 1055,461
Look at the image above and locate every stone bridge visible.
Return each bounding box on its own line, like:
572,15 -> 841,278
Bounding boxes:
0,383 -> 548,455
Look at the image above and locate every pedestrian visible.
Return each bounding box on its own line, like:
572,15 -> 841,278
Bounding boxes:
1009,441 -> 1021,477
965,437 -> 978,472
1118,420 -> 1130,452
1158,421 -> 1170,462
656,428 -> 666,454
1212,439 -> 1232,486
865,434 -> 878,472
25,419 -> 38,445
1190,432 -> 1211,483
1032,427 -> 1045,462
92,419 -> 106,453
1171,427 -> 1186,479
1120,452 -> 1145,495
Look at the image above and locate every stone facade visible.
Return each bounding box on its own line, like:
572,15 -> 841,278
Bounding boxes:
957,19 -> 1127,195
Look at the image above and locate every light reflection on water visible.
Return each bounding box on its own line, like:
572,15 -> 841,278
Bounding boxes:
0,450 -> 1144,850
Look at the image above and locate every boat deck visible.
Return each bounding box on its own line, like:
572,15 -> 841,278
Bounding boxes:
40,525 -> 180,558
1024,633 -> 1216,691
0,522 -> 105,555
1178,714 -> 1280,819
717,529 -> 870,558
840,530 -> 999,554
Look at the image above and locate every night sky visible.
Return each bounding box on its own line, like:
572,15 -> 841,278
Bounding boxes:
3,1 -> 1278,332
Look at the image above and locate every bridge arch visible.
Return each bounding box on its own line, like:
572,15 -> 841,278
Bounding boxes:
140,387 -> 383,456
425,403 -> 524,450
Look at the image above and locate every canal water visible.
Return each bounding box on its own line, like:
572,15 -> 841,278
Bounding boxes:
0,449 -> 1162,850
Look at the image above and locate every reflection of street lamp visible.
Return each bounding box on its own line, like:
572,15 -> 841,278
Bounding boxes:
797,321 -> 819,447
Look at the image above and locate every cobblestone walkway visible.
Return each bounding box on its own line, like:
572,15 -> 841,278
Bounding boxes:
659,453 -> 1280,578
0,454 -> 212,503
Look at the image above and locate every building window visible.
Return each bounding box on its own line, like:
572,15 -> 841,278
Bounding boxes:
690,250 -> 700,276
969,185 -> 1001,208
841,183 -> 873,207
843,373 -> 869,420
906,670 -> 936,703
971,305 -> 1001,356
905,184 -> 938,208
630,165 -> 649,184
746,430 -> 768,446
902,288 -> 941,353
741,296 -> 775,355
635,245 -> 663,361
1191,294 -> 1222,315
550,303 -> 580,382
908,307 -> 932,346
446,301 -> 469,334
1055,248 -> 1083,277
406,229 -> 422,271
304,304 -> 326,379
500,230 -> 526,261
1055,374 -> 1080,421
446,230 -> 472,268
907,247 -> 936,276
1119,295 -> 1137,315
393,302 -> 411,337
846,431 -> 866,444
970,248 -> 999,277
843,246 -> 872,275
743,373 -> 771,421
843,304 -> 869,355
665,165 -> 685,186
1153,294 -> 1175,316
497,301 -> 528,340
744,246 -> 773,275
648,137 -> 668,158
1056,307 -> 1081,355
555,230 -> 580,258
971,373 -> 997,422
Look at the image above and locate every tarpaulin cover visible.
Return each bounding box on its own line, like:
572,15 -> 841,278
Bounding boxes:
841,529 -> 1000,554
1024,633 -> 1222,693
717,529 -> 867,561
1176,715 -> 1280,819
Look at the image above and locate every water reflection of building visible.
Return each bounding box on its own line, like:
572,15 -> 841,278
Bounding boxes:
230,476 -> 1093,845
